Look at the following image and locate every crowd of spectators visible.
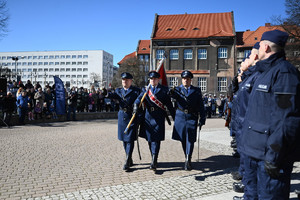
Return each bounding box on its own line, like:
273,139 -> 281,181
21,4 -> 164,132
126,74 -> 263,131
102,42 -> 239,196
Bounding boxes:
0,79 -> 119,127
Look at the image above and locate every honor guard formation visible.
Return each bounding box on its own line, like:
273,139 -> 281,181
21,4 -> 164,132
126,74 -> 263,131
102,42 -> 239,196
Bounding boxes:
105,29 -> 300,200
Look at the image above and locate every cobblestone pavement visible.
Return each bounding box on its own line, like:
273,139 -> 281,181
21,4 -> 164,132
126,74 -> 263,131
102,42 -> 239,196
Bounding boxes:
0,118 -> 299,199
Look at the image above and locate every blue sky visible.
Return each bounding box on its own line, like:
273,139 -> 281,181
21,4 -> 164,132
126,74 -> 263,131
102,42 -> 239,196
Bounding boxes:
0,0 -> 287,66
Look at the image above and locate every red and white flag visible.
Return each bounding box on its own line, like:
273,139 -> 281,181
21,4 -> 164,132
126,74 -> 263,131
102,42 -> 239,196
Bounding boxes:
156,58 -> 168,86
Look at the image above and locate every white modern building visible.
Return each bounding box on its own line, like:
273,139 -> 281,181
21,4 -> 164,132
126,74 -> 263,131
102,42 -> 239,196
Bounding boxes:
0,50 -> 114,89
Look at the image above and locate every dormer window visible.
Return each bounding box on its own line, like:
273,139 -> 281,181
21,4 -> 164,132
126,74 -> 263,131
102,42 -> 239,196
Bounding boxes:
179,28 -> 186,31
193,27 -> 199,30
142,48 -> 147,50
166,28 -> 172,31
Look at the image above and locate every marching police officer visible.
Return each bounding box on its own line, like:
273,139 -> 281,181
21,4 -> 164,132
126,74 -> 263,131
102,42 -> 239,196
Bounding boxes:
169,70 -> 206,170
239,30 -> 300,199
107,72 -> 140,171
134,71 -> 175,171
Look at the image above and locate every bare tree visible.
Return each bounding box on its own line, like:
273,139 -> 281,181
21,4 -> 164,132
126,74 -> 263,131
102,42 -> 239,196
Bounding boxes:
0,0 -> 9,38
112,57 -> 146,89
89,72 -> 102,87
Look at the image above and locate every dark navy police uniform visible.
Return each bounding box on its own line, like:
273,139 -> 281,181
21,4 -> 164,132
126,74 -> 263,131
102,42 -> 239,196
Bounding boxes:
134,71 -> 175,171
240,30 -> 300,200
169,70 -> 206,170
107,72 -> 140,171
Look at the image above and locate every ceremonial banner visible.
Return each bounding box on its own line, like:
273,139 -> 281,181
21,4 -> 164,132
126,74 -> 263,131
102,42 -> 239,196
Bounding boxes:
156,58 -> 168,86
54,76 -> 66,115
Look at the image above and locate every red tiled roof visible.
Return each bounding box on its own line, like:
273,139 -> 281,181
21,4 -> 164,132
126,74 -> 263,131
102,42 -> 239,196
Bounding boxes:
152,12 -> 235,39
237,24 -> 285,48
117,52 -> 136,65
137,40 -> 150,54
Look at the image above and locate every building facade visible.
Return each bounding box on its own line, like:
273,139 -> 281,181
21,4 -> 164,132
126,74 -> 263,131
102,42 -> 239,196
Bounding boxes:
150,12 -> 236,96
0,50 -> 113,89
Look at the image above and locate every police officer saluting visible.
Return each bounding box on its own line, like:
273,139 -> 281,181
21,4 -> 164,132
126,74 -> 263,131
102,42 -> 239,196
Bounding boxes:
238,30 -> 300,200
134,71 -> 175,171
169,70 -> 206,170
107,72 -> 140,172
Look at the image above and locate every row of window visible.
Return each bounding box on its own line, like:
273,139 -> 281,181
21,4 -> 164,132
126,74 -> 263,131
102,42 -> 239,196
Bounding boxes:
22,74 -> 89,79
169,77 -> 227,92
1,61 -> 88,66
156,48 -> 228,60
12,68 -> 89,72
0,55 -> 89,60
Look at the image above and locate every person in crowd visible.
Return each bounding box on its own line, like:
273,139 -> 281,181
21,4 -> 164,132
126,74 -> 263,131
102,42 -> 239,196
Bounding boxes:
134,71 -> 175,171
82,88 -> 89,112
2,91 -> 16,127
169,70 -> 206,170
27,99 -> 34,121
218,94 -> 226,118
16,90 -> 29,125
107,72 -> 140,171
49,101 -> 58,119
34,87 -> 45,119
236,30 -> 300,200
25,80 -> 34,89
67,87 -> 77,121
211,94 -> 217,116
88,93 -> 94,112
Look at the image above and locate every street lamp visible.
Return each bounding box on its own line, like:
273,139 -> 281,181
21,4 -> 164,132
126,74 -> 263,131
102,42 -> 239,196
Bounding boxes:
43,71 -> 48,86
11,56 -> 24,81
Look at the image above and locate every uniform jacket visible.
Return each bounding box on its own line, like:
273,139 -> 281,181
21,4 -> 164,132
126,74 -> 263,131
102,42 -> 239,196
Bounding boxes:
108,86 -> 140,142
170,85 -> 206,143
241,52 -> 300,166
135,84 -> 175,142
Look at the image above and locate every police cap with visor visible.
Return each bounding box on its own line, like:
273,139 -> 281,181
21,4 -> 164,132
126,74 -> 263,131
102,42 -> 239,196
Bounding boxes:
260,30 -> 289,47
181,70 -> 193,79
121,72 -> 133,79
148,71 -> 160,78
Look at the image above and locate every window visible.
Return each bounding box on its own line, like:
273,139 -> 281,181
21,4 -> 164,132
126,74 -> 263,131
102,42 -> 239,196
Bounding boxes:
61,55 -> 65,59
197,77 -> 207,92
49,62 -> 54,65
33,62 -> 37,66
60,75 -> 65,78
77,75 -> 82,78
55,68 -> 59,72
218,77 -> 227,92
72,62 -> 76,65
244,50 -> 251,58
28,62 -> 32,66
49,68 -> 54,72
169,77 -> 178,87
139,55 -> 144,61
145,55 -> 149,62
156,49 -> 165,59
77,62 -> 82,65
72,68 -> 76,71
66,75 -> 70,78
218,48 -> 228,58
44,62 -> 48,65
66,55 -> 71,58
38,56 -> 43,59
83,62 -> 88,65
38,75 -> 43,78
28,56 -> 32,59
72,55 -> 76,59
83,75 -> 88,78
184,49 -> 193,59
66,68 -> 70,72
66,62 -> 70,65
49,75 -> 54,78
38,62 -> 43,65
44,68 -> 48,72
77,68 -> 82,71
83,55 -> 88,58
170,49 -> 178,60
71,75 -> 76,78
38,68 -> 43,72
83,68 -> 88,72
22,62 -> 27,66
49,55 -> 54,59
60,62 -> 65,65
55,62 -> 59,65
55,55 -> 59,59
78,55 -> 82,59
28,68 -> 32,72
44,56 -> 48,59
22,68 -> 27,72
60,68 -> 65,71
33,56 -> 37,59
198,49 -> 207,59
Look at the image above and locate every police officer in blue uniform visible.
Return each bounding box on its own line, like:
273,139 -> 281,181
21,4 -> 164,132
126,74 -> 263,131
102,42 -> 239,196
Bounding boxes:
134,71 -> 175,171
239,30 -> 300,200
107,72 -> 140,171
169,70 -> 206,170
231,42 -> 261,196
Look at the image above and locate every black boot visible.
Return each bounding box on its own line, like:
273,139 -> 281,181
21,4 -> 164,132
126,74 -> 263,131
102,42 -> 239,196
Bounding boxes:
185,154 -> 192,171
123,154 -> 131,171
150,154 -> 158,171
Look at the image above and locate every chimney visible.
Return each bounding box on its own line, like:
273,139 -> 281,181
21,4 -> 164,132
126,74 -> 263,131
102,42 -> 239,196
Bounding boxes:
246,29 -> 250,31
265,23 -> 271,27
